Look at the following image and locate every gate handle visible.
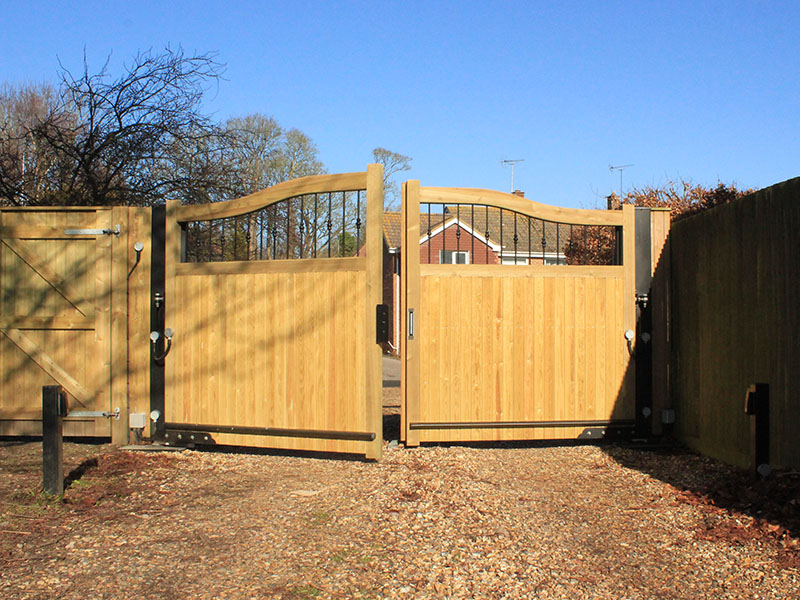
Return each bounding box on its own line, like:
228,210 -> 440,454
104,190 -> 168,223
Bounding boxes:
624,329 -> 634,357
408,309 -> 415,340
151,328 -> 174,362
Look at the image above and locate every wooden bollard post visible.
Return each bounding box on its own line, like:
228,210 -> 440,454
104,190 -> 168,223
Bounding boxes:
42,386 -> 67,496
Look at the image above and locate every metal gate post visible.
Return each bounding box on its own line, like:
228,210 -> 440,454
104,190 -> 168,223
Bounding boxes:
634,207 -> 653,438
149,205 -> 166,439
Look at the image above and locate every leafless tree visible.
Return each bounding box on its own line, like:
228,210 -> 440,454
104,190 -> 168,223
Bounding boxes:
29,46 -> 225,206
372,147 -> 411,210
0,82 -> 72,205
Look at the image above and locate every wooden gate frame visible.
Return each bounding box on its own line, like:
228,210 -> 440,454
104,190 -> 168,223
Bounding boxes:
163,166 -> 384,459
400,182 -> 636,446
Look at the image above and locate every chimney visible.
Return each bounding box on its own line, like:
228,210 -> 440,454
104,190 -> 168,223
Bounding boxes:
607,192 -> 621,210
512,190 -> 525,197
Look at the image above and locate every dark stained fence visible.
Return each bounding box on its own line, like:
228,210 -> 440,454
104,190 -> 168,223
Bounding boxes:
669,177 -> 800,470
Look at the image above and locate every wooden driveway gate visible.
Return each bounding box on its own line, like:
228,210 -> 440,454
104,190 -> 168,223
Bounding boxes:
163,167 -> 384,459
401,183 -> 636,445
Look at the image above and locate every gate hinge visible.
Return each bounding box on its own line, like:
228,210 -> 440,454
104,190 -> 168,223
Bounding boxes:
64,224 -> 121,237
67,407 -> 121,420
376,304 -> 390,344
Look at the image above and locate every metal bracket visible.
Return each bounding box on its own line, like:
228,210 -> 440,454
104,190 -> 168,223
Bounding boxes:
67,407 -> 121,420
64,224 -> 121,237
376,304 -> 390,344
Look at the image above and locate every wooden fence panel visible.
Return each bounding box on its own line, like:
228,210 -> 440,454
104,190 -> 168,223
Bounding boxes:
670,177 -> 800,469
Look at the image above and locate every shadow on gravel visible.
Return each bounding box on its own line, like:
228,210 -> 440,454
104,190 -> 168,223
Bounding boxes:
190,444 -> 373,463
64,457 -> 99,488
602,443 -> 800,544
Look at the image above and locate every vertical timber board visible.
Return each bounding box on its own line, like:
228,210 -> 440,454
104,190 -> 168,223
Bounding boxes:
364,164 -> 384,459
164,200 -> 181,430
128,208 -> 152,429
93,209 -> 114,437
403,181 -> 421,446
110,206 -> 130,444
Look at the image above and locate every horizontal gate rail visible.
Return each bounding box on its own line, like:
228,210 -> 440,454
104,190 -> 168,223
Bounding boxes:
409,420 -> 636,430
164,422 -> 376,441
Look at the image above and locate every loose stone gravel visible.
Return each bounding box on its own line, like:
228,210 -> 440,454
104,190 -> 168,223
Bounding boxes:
1,440 -> 797,599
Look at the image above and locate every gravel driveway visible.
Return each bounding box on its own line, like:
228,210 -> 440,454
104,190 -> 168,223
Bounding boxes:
1,439 -> 798,599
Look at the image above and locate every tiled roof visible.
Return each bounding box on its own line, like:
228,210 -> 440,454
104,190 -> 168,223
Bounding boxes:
382,212 -> 447,250
383,212 -> 401,249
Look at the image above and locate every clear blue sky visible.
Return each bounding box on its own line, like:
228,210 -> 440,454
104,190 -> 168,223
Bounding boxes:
3,0 -> 799,208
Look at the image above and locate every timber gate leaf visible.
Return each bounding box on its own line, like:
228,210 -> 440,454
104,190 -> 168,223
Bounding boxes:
401,184 -> 637,445
164,166 -> 384,459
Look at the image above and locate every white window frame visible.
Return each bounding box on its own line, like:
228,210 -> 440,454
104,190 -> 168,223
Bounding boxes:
439,250 -> 470,264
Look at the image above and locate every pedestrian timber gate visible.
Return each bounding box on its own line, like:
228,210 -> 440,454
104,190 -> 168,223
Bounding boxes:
163,167 -> 384,459
0,207 -> 140,442
401,183 -> 636,445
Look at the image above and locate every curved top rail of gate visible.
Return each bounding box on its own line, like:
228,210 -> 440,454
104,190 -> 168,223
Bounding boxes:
174,172 -> 369,223
170,168 -> 382,264
420,187 -> 625,226
416,186 -> 632,267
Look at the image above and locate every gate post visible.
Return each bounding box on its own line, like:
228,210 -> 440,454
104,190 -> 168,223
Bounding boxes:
42,385 -> 67,496
401,181 -> 421,447
634,206 -> 653,438
365,163 -> 384,460
149,204 -> 166,440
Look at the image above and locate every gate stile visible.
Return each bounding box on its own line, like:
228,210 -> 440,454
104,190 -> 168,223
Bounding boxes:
402,184 -> 636,445
164,166 -> 384,459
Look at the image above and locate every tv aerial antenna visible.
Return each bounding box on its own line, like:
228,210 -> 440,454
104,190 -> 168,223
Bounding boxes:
502,158 -> 525,193
609,164 -> 634,198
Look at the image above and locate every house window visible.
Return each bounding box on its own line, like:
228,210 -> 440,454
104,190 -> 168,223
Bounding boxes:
544,256 -> 567,265
440,250 -> 470,264
501,257 -> 529,265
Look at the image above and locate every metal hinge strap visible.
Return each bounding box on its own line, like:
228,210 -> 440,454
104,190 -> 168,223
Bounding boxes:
67,407 -> 121,420
64,224 -> 121,237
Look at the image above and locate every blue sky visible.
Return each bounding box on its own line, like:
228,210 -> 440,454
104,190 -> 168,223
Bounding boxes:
3,1 -> 799,208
